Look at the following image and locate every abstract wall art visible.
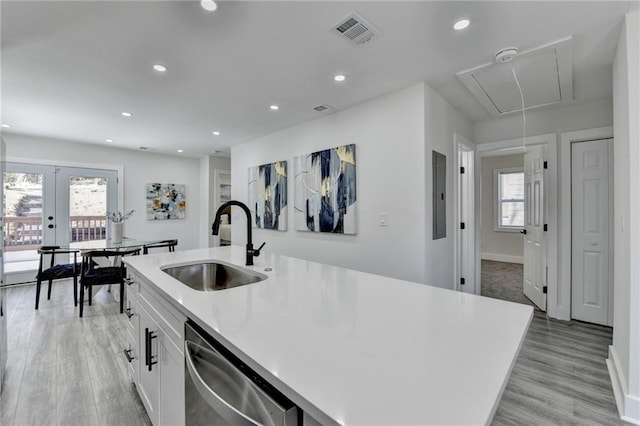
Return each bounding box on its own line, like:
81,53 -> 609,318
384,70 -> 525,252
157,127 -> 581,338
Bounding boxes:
294,144 -> 357,234
248,161 -> 288,230
146,183 -> 186,220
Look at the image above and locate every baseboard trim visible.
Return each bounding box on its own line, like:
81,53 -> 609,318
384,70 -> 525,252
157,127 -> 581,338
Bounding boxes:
481,253 -> 524,264
607,345 -> 640,425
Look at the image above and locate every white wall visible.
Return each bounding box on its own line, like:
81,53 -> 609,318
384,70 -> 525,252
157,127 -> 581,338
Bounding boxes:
480,154 -> 524,263
424,85 -> 474,287
231,83 -> 472,287
4,133 -> 202,250
474,97 -> 613,145
610,9 -> 640,424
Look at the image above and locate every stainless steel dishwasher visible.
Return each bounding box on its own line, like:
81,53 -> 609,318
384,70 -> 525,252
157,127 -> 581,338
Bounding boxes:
184,320 -> 299,426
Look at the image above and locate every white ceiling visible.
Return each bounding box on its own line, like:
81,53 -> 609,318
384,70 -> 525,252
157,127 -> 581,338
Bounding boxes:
1,1 -> 633,157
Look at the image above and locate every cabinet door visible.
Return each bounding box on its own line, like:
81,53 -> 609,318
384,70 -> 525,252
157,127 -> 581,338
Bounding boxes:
159,336 -> 185,425
137,304 -> 160,425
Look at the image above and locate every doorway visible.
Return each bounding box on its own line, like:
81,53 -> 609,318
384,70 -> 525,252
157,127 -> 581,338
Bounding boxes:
3,162 -> 117,283
475,133 -> 558,314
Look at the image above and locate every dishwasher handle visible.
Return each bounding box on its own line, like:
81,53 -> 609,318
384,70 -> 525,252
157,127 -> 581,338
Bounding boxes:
185,340 -> 268,426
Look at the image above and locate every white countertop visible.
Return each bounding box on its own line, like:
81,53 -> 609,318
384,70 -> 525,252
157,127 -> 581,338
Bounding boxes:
125,246 -> 533,426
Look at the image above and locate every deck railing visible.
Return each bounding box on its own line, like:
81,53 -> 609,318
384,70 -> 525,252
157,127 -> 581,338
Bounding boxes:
3,215 -> 107,251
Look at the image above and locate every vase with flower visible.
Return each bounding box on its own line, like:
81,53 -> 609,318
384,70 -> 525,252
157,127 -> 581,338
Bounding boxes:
107,210 -> 135,243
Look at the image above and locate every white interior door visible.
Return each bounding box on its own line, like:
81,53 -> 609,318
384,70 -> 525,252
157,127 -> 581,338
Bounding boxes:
571,139 -> 612,325
523,146 -> 547,310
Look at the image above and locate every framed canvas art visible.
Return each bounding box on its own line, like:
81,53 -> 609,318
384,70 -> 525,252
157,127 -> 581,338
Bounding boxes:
294,144 -> 356,234
146,183 -> 186,220
248,161 -> 288,231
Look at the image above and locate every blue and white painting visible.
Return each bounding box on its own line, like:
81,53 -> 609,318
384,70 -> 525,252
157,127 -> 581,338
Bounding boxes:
294,144 -> 357,234
248,161 -> 288,231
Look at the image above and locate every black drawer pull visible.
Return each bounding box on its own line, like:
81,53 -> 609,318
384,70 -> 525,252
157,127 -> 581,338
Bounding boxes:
125,307 -> 134,318
124,348 -> 135,363
145,328 -> 158,371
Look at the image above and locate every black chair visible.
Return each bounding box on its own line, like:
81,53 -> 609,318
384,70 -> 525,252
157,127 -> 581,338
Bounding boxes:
35,246 -> 80,310
79,248 -> 140,317
142,239 -> 178,255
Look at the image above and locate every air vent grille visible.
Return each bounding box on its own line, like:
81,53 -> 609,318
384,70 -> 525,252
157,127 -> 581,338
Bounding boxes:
334,13 -> 378,46
313,104 -> 335,113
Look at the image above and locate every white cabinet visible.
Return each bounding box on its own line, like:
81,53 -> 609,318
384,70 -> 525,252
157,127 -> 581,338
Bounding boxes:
125,270 -> 186,426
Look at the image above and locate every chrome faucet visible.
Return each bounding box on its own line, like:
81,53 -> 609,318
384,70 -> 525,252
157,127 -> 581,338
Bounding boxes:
212,200 -> 265,266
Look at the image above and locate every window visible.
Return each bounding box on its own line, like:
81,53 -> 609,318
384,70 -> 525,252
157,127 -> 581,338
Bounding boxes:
495,168 -> 524,230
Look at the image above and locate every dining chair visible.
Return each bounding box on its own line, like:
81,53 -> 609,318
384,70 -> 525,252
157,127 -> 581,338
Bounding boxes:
35,246 -> 80,310
78,248 -> 140,317
142,239 -> 178,255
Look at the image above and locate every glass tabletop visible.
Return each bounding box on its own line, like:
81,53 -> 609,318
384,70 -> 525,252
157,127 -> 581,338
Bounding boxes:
69,237 -> 164,251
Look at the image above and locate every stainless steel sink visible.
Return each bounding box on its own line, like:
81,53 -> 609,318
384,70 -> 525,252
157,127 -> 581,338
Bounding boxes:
162,262 -> 267,291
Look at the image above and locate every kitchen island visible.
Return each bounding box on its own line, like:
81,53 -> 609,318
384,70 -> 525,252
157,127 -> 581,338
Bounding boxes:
124,246 -> 533,426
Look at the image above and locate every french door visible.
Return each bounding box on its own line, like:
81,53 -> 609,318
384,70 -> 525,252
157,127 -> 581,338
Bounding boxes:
3,163 -> 117,283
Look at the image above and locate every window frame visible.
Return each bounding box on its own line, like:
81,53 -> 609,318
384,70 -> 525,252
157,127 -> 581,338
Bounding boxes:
494,167 -> 525,232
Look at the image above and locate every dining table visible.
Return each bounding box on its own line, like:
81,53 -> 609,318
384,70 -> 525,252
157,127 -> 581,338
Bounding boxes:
69,237 -> 165,252
68,237 -> 170,299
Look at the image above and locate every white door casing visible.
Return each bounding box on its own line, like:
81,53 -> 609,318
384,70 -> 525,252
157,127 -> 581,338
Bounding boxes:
571,139 -> 612,326
523,145 -> 547,310
459,148 -> 475,294
454,134 -> 476,294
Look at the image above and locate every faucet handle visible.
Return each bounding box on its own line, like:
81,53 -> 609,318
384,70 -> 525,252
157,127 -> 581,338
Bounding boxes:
254,242 -> 266,257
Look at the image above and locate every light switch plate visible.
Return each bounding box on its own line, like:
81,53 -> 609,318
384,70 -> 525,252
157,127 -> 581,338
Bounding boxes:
379,213 -> 388,227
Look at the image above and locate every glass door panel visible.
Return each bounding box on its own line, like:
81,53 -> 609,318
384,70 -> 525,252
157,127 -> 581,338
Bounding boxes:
55,167 -> 117,247
3,164 -> 56,278
69,176 -> 108,242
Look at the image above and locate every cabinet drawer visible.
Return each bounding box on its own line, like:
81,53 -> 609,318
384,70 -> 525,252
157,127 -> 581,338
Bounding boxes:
124,334 -> 139,384
138,284 -> 186,350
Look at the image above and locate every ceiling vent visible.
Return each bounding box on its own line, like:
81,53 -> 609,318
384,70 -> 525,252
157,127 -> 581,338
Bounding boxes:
334,13 -> 378,46
313,104 -> 335,113
457,37 -> 573,117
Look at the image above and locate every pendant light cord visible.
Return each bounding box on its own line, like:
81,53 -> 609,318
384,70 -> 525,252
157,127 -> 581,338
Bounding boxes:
512,67 -> 526,151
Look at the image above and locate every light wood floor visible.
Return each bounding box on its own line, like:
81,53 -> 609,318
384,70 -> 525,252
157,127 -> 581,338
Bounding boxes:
1,280 -> 151,426
483,261 -> 626,425
1,277 -> 628,425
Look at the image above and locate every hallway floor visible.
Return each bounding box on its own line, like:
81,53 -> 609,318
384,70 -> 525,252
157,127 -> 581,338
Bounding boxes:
482,260 -> 626,425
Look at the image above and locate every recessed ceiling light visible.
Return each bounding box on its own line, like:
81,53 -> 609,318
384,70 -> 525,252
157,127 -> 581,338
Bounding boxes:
153,64 -> 167,72
270,105 -> 279,111
453,19 -> 470,31
105,139 -> 113,143
334,74 -> 346,82
200,0 -> 217,12
121,112 -> 132,117
177,149 -> 184,153
213,131 -> 220,136
1,124 -> 10,128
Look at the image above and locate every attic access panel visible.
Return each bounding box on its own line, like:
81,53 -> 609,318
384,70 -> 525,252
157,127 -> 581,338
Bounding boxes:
457,37 -> 573,117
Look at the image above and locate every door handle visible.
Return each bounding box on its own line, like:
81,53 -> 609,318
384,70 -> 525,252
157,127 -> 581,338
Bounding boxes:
520,229 -> 527,235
